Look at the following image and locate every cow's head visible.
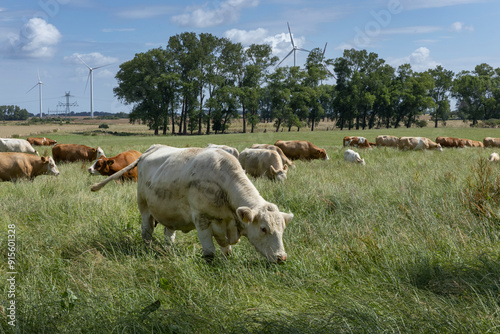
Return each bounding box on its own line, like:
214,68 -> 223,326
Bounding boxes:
269,164 -> 287,182
357,158 -> 366,166
41,156 -> 60,176
88,157 -> 112,175
314,148 -> 329,160
236,204 -> 293,263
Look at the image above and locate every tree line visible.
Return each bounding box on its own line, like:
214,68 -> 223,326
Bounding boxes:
0,105 -> 29,121
114,32 -> 500,135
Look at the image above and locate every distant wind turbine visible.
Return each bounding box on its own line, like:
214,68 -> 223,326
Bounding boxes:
277,22 -> 310,67
321,42 -> 336,79
78,56 -> 112,119
27,71 -> 43,118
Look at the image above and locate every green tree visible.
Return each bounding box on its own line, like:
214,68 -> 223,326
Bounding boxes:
427,65 -> 454,127
0,105 -> 29,121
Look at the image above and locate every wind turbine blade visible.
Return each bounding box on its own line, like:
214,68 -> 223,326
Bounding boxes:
78,55 -> 91,69
277,49 -> 294,66
323,42 -> 327,56
298,48 -> 310,53
84,72 -> 91,94
287,22 -> 295,48
27,83 -> 38,94
92,63 -> 113,70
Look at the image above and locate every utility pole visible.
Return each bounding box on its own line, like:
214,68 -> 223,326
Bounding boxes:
57,92 -> 78,120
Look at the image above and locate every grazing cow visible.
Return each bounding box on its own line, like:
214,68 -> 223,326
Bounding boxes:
251,144 -> 295,169
463,139 -> 484,148
91,145 -> 293,263
52,144 -> 105,163
488,152 -> 499,162
484,137 -> 500,148
343,136 -> 373,149
88,150 -> 142,181
398,137 -> 443,151
239,148 -> 288,182
274,140 -> 329,161
344,149 -> 366,165
436,137 -> 466,148
27,137 -> 57,146
0,138 -> 38,155
0,152 -> 59,181
375,135 -> 400,148
206,143 -> 239,159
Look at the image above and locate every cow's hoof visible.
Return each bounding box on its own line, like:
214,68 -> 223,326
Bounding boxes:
202,253 -> 215,263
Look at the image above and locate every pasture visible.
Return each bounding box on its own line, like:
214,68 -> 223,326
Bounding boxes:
1,126 -> 499,333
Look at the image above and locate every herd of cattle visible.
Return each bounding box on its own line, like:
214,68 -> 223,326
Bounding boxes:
0,134 -> 498,262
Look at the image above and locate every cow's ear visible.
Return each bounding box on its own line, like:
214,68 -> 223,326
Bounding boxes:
269,165 -> 278,176
236,207 -> 255,224
281,212 -> 293,226
107,160 -> 114,166
41,156 -> 48,163
283,164 -> 288,171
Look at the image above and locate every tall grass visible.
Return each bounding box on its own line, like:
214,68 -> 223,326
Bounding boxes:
1,128 -> 499,333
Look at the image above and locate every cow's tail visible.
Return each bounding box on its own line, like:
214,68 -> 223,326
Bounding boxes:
90,144 -> 164,192
90,159 -> 139,192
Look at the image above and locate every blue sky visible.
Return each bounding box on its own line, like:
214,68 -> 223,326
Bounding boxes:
0,0 -> 498,116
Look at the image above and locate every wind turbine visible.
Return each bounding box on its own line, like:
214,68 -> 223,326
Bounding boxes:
27,71 -> 43,118
321,42 -> 336,79
78,56 -> 111,119
277,22 -> 310,67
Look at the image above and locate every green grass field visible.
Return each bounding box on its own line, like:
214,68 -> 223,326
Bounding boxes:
1,127 -> 500,333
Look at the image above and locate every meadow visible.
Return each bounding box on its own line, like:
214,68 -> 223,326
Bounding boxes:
1,125 -> 500,333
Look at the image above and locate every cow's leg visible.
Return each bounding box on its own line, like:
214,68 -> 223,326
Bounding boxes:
193,214 -> 216,261
164,227 -> 176,246
220,245 -> 232,258
140,212 -> 155,245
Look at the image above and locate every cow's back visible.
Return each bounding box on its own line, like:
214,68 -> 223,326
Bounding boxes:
53,144 -> 96,162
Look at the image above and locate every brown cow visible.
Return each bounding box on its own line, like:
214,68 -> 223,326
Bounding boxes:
343,136 -> 373,148
463,139 -> 484,148
251,144 -> 295,169
88,150 -> 142,181
435,137 -> 466,148
52,144 -> 105,163
275,140 -> 329,160
0,152 -> 59,181
484,137 -> 500,148
375,135 -> 399,148
27,137 -> 57,146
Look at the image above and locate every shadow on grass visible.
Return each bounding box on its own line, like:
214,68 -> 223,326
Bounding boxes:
405,253 -> 500,298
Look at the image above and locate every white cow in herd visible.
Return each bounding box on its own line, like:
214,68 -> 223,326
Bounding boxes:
239,148 -> 288,182
0,138 -> 38,155
344,149 -> 366,165
489,152 -> 499,162
206,143 -> 239,159
91,145 -> 293,263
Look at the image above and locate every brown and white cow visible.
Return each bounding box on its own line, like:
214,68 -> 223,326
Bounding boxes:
398,137 -> 443,151
250,144 -> 295,169
91,145 -> 293,263
239,148 -> 288,182
274,140 -> 329,161
27,137 -> 57,146
0,138 -> 38,155
52,144 -> 105,163
484,137 -> 500,148
343,136 -> 373,149
0,152 -> 59,181
463,139 -> 484,148
88,150 -> 142,181
375,135 -> 399,148
436,137 -> 466,148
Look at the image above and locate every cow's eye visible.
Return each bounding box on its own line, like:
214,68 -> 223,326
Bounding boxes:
260,227 -> 267,234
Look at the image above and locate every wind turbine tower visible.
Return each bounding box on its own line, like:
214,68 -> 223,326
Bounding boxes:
78,56 -> 110,119
27,72 -> 43,118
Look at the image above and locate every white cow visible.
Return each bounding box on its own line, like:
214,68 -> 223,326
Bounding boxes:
206,143 -> 239,159
488,152 -> 499,162
250,144 -> 295,169
239,148 -> 288,182
0,138 -> 38,155
344,149 -> 366,165
91,145 -> 293,263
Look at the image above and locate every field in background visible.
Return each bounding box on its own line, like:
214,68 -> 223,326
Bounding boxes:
1,127 -> 499,332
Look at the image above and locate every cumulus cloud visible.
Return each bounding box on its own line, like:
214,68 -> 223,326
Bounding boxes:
7,18 -> 61,58
390,47 -> 439,72
450,21 -> 474,32
64,52 -> 118,79
172,0 -> 259,28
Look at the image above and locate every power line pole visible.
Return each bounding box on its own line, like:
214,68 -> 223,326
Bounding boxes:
57,92 -> 78,120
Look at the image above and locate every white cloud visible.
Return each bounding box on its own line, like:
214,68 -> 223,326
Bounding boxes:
400,0 -> 489,10
6,18 -> 61,58
225,28 -> 269,45
64,52 -> 118,67
117,6 -> 174,19
389,47 -> 439,72
172,0 -> 259,28
381,26 -> 443,35
449,21 -> 474,32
